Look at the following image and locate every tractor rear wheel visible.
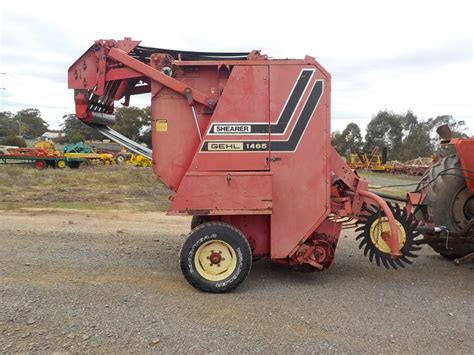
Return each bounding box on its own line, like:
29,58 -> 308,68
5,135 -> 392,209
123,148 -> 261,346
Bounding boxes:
180,222 -> 252,293
417,154 -> 474,258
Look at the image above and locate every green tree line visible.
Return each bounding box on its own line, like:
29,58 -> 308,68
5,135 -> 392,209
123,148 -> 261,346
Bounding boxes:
331,110 -> 468,161
1,108 -> 468,161
0,107 -> 152,146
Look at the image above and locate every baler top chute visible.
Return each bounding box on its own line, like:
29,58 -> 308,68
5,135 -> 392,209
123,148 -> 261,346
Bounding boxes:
68,38 -> 422,292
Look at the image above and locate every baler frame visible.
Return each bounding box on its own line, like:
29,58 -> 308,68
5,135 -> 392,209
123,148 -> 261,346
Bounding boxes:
69,38 -> 419,292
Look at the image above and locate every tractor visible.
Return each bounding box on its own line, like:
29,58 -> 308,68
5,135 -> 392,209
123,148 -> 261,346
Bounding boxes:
411,125 -> 474,263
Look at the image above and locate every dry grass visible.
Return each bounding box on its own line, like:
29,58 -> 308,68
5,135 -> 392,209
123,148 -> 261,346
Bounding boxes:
358,170 -> 421,197
0,164 -> 170,211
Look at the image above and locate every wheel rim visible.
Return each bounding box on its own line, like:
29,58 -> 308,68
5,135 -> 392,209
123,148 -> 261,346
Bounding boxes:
369,217 -> 407,253
194,240 -> 237,281
57,160 -> 66,168
34,160 -> 45,169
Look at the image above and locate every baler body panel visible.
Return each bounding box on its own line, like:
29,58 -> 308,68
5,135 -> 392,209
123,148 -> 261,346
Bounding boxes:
151,90 -> 197,190
269,69 -> 330,258
170,172 -> 272,215
192,65 -> 270,171
151,66 -> 221,190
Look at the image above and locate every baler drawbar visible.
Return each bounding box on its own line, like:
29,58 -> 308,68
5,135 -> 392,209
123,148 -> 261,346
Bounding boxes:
68,38 -> 421,292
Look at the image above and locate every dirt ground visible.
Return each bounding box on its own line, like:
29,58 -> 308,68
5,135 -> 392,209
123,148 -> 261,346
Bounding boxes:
0,166 -> 473,352
0,208 -> 472,353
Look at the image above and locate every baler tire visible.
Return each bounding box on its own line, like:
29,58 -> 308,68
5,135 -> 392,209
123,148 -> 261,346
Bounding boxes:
417,154 -> 474,258
180,222 -> 252,293
190,216 -> 205,230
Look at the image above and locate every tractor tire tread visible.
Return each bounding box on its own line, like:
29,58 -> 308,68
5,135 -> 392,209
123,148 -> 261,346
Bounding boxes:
420,154 -> 474,258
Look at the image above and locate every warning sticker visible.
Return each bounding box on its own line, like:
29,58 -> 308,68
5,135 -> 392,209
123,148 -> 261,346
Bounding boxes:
155,119 -> 168,132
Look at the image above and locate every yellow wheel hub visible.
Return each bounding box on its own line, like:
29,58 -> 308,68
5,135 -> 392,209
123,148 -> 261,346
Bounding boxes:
369,217 -> 406,253
57,160 -> 66,168
194,240 -> 237,282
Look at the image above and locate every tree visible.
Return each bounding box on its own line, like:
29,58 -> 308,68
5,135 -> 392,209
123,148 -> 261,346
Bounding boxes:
113,106 -> 149,141
427,115 -> 468,138
13,108 -> 48,137
331,130 -> 344,155
399,112 -> 432,161
342,122 -> 363,153
331,123 -> 363,156
1,135 -> 27,147
61,114 -> 104,142
69,132 -> 86,143
0,111 -> 17,137
61,107 -> 151,144
364,110 -> 403,159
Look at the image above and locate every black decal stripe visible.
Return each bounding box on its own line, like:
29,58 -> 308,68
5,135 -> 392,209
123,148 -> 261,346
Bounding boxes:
200,80 -> 323,153
209,69 -> 313,134
271,80 -> 323,151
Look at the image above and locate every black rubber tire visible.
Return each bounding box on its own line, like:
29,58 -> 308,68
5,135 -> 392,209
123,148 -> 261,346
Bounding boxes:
180,222 -> 252,293
417,154 -> 474,258
190,215 -> 205,229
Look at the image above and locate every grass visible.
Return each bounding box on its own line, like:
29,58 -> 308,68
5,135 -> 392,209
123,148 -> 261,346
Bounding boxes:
0,164 -> 170,211
358,170 -> 422,198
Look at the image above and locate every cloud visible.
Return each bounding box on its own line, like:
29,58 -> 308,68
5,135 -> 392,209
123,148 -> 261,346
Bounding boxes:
0,0 -> 472,133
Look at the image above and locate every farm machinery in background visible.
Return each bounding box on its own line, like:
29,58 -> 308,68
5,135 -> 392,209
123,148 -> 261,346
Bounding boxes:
0,138 -> 151,169
63,142 -> 115,165
68,38 -> 473,292
84,141 -> 152,166
347,147 -> 434,175
386,157 -> 434,176
0,146 -> 81,169
347,147 -> 389,172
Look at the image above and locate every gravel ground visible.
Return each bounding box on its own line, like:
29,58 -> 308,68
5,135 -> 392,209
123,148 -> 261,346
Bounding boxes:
0,209 -> 472,353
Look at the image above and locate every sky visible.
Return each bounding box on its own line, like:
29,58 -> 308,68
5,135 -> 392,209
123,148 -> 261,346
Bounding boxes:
0,0 -> 472,134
